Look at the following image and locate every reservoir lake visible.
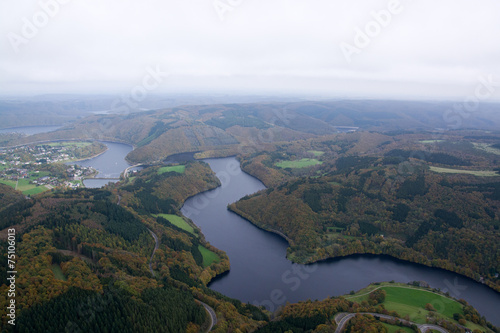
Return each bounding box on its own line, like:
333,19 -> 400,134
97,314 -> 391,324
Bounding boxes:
51,139 -> 499,326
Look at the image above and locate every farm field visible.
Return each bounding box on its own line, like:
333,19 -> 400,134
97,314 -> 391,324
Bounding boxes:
0,178 -> 49,196
429,166 -> 498,177
157,165 -> 186,174
275,158 -> 323,169
345,282 -> 490,331
155,213 -> 195,234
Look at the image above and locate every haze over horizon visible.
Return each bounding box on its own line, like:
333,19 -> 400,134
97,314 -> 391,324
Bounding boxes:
1,0 -> 499,101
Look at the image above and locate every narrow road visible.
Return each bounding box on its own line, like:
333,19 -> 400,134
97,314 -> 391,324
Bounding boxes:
334,312 -> 449,333
123,164 -> 142,179
147,228 -> 159,277
198,301 -> 217,332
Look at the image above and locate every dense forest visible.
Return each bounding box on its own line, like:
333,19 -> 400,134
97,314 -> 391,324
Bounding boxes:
1,101 -> 500,332
0,162 -> 266,332
232,131 -> 500,293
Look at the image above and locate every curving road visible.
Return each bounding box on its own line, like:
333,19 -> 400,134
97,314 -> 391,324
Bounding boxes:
198,301 -> 217,332
147,228 -> 159,276
334,312 -> 449,333
123,164 -> 142,179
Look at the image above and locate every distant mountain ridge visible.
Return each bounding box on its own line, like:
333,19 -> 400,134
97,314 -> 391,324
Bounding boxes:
2,99 -> 499,164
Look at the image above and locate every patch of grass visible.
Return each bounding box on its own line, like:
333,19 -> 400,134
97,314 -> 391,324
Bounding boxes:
45,141 -> 92,148
0,179 -> 17,188
0,178 -> 48,195
381,323 -> 416,333
347,283 -> 464,325
51,264 -> 67,281
472,142 -> 500,155
429,166 -> 498,177
198,245 -> 220,267
275,158 -> 323,169
326,227 -> 344,233
157,165 -> 186,174
155,213 -> 195,234
308,150 -> 325,156
385,287 -> 463,321
23,186 -> 48,196
419,140 -> 444,144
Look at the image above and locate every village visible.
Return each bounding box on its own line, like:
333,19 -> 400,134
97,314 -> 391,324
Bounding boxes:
0,142 -> 99,195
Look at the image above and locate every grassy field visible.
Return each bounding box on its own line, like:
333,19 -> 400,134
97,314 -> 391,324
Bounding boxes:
473,142 -> 500,156
326,227 -> 344,233
155,213 -> 195,234
381,323 -> 416,333
51,264 -> 67,281
347,283 -> 466,325
275,158 -> 323,169
45,141 -> 92,148
198,245 -> 220,267
158,165 -> 186,174
429,166 -> 498,177
308,150 -> 325,156
0,178 -> 49,196
419,140 -> 444,144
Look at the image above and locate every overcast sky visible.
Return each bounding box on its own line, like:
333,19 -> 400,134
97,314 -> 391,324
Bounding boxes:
1,0 -> 499,100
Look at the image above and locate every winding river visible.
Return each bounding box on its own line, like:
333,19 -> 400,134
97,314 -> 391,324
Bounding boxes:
182,157 -> 500,326
8,127 -> 499,325
55,139 -> 499,326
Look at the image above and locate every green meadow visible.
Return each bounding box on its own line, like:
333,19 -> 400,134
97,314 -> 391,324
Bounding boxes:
429,166 -> 498,177
275,158 -> 323,169
155,213 -> 195,235
198,245 -> 220,267
157,165 -> 186,174
347,283 -> 465,325
0,178 -> 49,196
308,150 -> 325,156
51,264 -> 67,281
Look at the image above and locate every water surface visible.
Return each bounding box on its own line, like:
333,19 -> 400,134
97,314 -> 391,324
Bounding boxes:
70,141 -> 132,188
182,157 -> 500,325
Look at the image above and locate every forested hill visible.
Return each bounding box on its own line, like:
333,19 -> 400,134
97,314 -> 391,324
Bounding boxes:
231,130 -> 500,293
0,161 -> 268,332
3,100 -> 500,164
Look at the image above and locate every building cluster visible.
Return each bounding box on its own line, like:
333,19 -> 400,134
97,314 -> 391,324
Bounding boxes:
0,144 -> 75,166
0,144 -> 97,191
